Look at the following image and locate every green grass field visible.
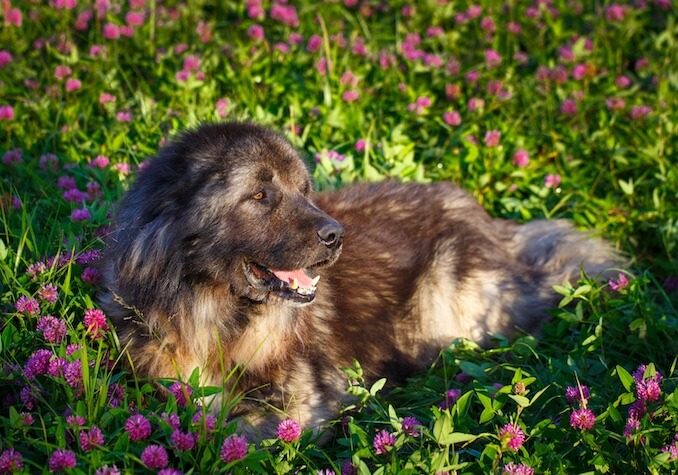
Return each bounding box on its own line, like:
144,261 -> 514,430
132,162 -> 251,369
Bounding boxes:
1,0 -> 677,473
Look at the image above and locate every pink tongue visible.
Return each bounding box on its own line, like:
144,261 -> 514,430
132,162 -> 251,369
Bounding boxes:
271,269 -> 314,288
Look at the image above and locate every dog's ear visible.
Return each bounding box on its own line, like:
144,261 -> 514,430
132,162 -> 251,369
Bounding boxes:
105,212 -> 185,305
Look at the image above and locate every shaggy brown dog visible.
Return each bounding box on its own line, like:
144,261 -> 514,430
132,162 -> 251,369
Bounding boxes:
100,122 -> 620,437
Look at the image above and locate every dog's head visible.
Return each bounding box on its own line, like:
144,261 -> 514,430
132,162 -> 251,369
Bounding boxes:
110,123 -> 343,306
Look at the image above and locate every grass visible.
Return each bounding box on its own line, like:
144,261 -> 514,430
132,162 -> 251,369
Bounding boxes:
1,0 -> 677,473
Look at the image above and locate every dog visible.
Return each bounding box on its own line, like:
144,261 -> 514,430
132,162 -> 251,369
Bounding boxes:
100,122 -> 621,438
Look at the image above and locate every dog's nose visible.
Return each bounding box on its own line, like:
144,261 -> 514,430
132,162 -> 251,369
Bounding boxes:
317,220 -> 344,248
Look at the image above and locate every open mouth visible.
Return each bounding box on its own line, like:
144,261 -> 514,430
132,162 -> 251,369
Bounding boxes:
243,260 -> 321,303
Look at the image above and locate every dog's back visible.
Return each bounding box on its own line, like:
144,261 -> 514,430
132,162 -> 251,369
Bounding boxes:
310,181 -> 622,379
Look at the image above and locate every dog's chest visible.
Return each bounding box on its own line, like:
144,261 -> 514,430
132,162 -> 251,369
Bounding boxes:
229,305 -> 299,371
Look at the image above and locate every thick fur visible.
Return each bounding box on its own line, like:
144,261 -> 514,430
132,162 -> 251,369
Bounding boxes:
100,122 -> 621,437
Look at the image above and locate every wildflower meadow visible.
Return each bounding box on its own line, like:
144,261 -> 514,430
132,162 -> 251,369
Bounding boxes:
1,0 -> 677,473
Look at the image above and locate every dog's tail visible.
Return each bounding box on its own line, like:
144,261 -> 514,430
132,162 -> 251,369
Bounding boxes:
511,219 -> 625,285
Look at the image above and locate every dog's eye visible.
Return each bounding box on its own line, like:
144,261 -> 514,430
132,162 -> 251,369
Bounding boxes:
252,191 -> 265,201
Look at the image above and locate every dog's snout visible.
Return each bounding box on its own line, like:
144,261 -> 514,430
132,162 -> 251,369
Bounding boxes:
317,220 -> 344,248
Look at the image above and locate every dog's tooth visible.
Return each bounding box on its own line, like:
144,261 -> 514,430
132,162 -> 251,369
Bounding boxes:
289,278 -> 299,290
312,275 -> 321,286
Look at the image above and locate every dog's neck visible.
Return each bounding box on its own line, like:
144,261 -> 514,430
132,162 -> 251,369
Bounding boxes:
103,280 -> 305,385
174,288 -> 301,378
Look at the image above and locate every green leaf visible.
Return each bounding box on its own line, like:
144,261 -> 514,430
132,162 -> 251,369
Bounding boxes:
188,366 -> 201,387
369,377 -> 387,396
357,460 -> 371,475
349,421 -> 369,447
644,363 -> 657,379
479,443 -> 500,468
508,394 -> 531,407
0,322 -> 17,352
607,403 -> 622,423
477,392 -> 493,410
8,406 -> 20,427
459,361 -> 486,381
616,365 -> 634,391
620,392 -> 636,405
553,284 -> 572,296
388,405 -> 400,430
446,432 -> 478,444
430,451 -> 447,472
573,284 -> 592,298
530,385 -> 551,406
432,411 -> 454,445
62,259 -> 72,296
198,386 -> 223,397
200,447 -> 213,470
592,453 -> 610,473
618,178 -> 634,195
479,407 -> 495,424
511,368 -> 523,384
99,410 -> 113,429
454,390 -> 474,417
582,334 -> 597,346
55,417 -> 67,447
